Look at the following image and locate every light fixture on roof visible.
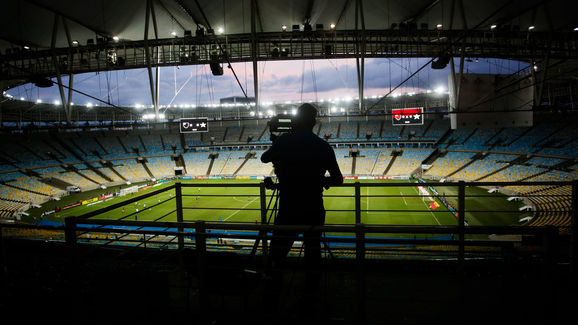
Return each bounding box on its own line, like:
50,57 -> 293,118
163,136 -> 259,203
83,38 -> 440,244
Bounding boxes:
86,102 -> 93,107
281,25 -> 287,31
217,27 -> 224,35
330,23 -> 336,29
72,40 -> 79,46
490,24 -> 497,30
36,99 -> 42,103
574,27 -> 578,31
528,25 -> 535,31
53,100 -> 60,105
436,23 -> 443,29
171,31 -> 177,36
20,97 -> 25,101
23,45 -> 30,50
112,36 -> 120,42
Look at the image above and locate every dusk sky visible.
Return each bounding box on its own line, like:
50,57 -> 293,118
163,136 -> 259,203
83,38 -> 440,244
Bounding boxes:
7,58 -> 528,107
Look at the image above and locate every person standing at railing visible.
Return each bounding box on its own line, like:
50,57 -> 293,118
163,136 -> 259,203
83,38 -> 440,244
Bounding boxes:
261,103 -> 343,270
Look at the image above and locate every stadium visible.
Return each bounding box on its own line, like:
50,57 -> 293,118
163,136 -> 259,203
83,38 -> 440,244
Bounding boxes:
0,0 -> 577,323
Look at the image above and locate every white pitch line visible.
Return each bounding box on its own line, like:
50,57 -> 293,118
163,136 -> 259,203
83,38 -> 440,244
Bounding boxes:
400,190 -> 408,205
223,197 -> 259,221
414,187 -> 441,225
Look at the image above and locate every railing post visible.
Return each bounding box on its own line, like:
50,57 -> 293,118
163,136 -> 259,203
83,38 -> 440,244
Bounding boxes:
64,216 -> 77,247
195,220 -> 208,317
355,222 -> 366,324
570,180 -> 578,274
542,226 -> 558,268
259,183 -> 268,256
355,182 -> 361,224
175,182 -> 184,249
457,181 -> 466,264
0,225 -> 5,275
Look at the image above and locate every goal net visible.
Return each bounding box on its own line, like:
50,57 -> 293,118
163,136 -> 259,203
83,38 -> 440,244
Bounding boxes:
119,185 -> 139,196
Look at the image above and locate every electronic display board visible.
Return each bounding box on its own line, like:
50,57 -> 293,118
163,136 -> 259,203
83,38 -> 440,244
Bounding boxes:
392,108 -> 424,125
180,118 -> 209,133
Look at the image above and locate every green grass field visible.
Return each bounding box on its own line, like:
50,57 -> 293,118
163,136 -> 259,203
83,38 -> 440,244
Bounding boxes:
26,179 -> 525,237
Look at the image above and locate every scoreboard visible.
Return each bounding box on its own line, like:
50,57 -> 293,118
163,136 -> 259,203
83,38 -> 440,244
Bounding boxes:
392,108 -> 424,126
179,118 -> 209,133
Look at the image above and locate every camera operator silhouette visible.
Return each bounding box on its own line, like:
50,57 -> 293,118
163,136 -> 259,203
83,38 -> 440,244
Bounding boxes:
261,103 -> 343,269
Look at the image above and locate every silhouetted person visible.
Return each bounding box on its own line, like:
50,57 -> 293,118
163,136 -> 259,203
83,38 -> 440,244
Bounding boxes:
261,103 -> 343,268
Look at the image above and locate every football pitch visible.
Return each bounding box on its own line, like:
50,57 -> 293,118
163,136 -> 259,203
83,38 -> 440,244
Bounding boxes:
29,179 -> 524,233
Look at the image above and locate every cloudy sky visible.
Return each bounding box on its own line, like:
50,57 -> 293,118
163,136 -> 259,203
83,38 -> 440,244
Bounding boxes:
7,57 -> 528,107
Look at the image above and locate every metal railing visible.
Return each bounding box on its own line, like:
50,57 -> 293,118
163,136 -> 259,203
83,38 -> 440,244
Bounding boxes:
39,180 -> 571,264
0,180 -> 575,266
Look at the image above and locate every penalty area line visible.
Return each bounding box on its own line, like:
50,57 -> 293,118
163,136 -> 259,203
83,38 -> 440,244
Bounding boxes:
223,197 -> 259,222
400,191 -> 408,206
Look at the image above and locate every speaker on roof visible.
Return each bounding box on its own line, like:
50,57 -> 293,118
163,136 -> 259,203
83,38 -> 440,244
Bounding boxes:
210,62 -> 223,76
431,55 -> 451,69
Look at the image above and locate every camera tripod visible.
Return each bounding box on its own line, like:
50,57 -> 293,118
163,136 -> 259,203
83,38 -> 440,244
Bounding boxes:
249,177 -> 334,262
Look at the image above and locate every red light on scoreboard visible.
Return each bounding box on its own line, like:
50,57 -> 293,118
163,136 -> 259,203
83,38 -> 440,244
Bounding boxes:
392,107 -> 424,125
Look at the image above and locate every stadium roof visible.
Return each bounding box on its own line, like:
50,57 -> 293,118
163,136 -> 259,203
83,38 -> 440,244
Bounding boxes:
0,0 -> 577,124
1,0 -> 576,50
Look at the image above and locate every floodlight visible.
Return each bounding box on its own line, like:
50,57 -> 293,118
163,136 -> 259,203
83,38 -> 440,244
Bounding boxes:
490,24 -> 497,30
330,23 -> 336,29
281,25 -> 287,31
217,27 -> 224,34
434,86 -> 445,94
171,31 -> 177,36
528,26 -> 535,30
436,24 -> 443,29
112,36 -> 119,42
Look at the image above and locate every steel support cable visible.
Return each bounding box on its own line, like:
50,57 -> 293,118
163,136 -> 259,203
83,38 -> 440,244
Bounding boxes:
366,0 -> 514,112
165,68 -> 195,110
1,61 -> 132,114
192,0 -> 249,100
